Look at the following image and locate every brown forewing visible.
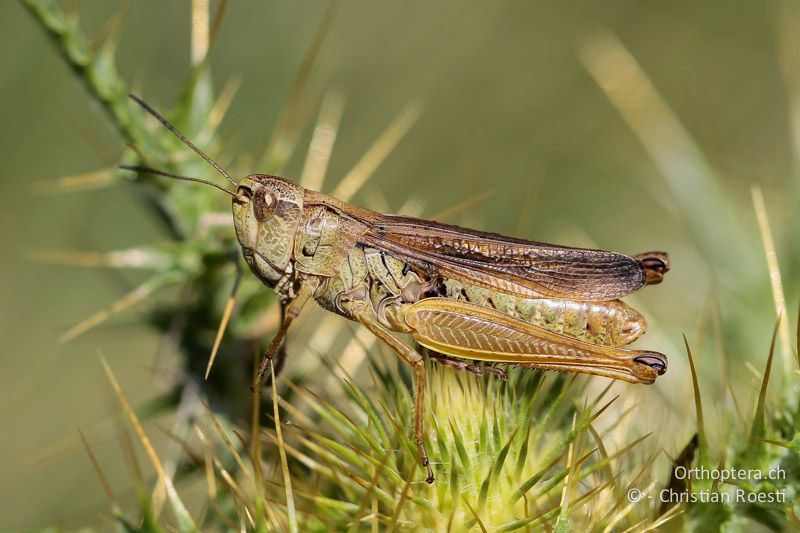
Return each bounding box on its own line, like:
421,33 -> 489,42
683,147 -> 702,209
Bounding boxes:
360,214 -> 648,301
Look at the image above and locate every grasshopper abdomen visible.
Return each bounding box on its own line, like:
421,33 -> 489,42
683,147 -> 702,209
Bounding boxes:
441,279 -> 646,347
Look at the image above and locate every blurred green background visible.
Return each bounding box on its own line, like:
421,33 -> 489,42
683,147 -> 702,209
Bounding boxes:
1,0 -> 796,528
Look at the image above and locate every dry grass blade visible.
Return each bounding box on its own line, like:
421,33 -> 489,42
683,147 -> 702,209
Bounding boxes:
398,197 -> 424,217
322,322 -> 377,391
204,266 -> 241,379
598,452 -> 659,526
387,465 -> 417,532
580,30 -> 747,270
350,448 -> 393,530
77,426 -> 118,509
100,357 -> 195,531
59,272 -> 180,344
589,381 -> 616,413
332,103 -> 422,201
275,395 -> 316,429
212,457 -> 256,527
462,495 -> 489,533
29,247 -> 167,270
191,0 -> 209,66
25,418 -> 115,469
301,89 -> 345,191
683,335 -> 707,454
114,409 -> 145,495
502,481 -> 607,532
262,430 -> 338,484
712,298 -> 731,390
752,185 -> 793,375
557,413 -> 579,530
271,360 -> 299,533
90,2 -> 129,55
598,404 -> 636,438
198,77 -> 241,144
692,291 -> 714,360
762,438 -> 792,449
513,179 -> 541,235
152,388 -> 203,520
591,395 -> 619,422
603,480 -> 657,533
208,0 -> 229,53
32,168 -> 116,193
198,400 -> 255,488
194,426 -> 218,500
587,424 -> 615,493
642,504 -> 685,531
778,3 -> 800,161
603,481 -> 656,533
582,434 -> 651,483
250,356 -> 265,522
746,320 -> 780,451
429,190 -> 494,222
259,0 -> 341,168
152,425 -> 213,522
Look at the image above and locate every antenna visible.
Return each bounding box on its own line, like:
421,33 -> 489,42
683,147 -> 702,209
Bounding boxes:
120,165 -> 236,197
128,93 -> 238,187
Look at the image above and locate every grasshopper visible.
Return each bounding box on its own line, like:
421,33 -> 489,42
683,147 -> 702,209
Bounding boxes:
126,94 -> 669,483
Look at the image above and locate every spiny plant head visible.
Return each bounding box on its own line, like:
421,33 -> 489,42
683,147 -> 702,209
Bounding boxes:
109,354 -> 670,530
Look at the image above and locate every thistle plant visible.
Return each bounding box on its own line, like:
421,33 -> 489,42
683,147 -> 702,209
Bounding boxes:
22,0 -> 800,531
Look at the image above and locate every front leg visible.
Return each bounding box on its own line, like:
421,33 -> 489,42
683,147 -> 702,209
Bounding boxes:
256,277 -> 319,386
261,302 -> 289,388
356,314 -> 435,484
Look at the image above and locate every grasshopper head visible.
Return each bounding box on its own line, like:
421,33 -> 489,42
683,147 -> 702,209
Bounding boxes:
233,175 -> 304,287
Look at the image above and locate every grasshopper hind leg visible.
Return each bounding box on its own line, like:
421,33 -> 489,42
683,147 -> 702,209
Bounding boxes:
423,347 -> 508,381
356,313 -> 435,483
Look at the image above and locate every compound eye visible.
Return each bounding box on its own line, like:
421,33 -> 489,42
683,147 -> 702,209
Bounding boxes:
254,187 -> 277,221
